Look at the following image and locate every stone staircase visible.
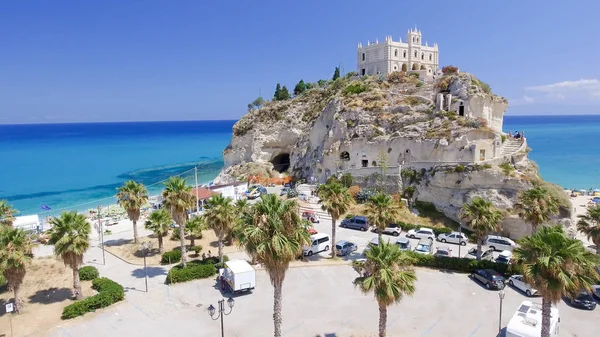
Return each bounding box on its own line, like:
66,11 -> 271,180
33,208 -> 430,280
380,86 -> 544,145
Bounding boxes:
501,138 -> 524,156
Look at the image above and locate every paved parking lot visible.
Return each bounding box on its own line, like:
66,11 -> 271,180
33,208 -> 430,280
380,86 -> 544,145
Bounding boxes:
47,265 -> 598,337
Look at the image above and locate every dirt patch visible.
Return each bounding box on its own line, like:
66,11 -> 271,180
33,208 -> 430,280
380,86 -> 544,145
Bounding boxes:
0,257 -> 95,337
104,229 -> 243,266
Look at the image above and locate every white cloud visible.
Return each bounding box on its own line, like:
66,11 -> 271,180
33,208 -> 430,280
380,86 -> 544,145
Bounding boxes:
524,79 -> 600,102
510,95 -> 535,106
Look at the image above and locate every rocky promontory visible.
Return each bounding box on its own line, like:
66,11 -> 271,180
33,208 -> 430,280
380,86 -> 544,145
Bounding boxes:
215,70 -> 571,238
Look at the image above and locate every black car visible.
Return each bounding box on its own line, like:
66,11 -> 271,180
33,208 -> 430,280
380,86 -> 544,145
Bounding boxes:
565,291 -> 597,310
471,269 -> 505,290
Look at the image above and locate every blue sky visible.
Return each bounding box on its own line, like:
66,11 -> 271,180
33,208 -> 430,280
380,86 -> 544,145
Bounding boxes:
2,1 -> 600,124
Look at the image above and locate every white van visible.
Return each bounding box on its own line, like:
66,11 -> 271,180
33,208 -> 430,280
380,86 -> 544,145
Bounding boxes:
506,301 -> 559,337
303,233 -> 330,256
485,235 -> 517,251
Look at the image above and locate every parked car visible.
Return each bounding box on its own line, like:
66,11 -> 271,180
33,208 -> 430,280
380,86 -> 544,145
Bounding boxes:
413,238 -> 433,255
592,285 -> 600,300
302,211 -> 320,223
436,231 -> 467,245
395,237 -> 412,251
564,291 -> 597,310
495,250 -> 513,265
465,247 -> 494,261
406,227 -> 435,240
340,216 -> 370,231
433,246 -> 452,258
373,223 -> 402,236
335,240 -> 357,256
364,236 -> 392,254
471,269 -> 505,290
508,275 -> 538,297
303,233 -> 330,256
485,235 -> 517,251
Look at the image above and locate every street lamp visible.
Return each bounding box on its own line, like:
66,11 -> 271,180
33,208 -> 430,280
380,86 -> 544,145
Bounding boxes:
207,297 -> 235,337
140,241 -> 153,292
498,290 -> 506,335
97,204 -> 106,265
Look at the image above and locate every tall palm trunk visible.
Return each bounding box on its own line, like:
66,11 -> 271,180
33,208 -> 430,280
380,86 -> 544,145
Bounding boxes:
378,301 -> 388,337
190,236 -> 196,247
541,297 -> 552,337
476,235 -> 483,260
273,280 -> 283,337
132,219 -> 139,244
330,218 -> 337,257
218,231 -> 224,264
12,281 -> 23,313
158,234 -> 164,253
72,266 -> 83,300
378,226 -> 383,243
178,223 -> 187,267
594,238 -> 600,255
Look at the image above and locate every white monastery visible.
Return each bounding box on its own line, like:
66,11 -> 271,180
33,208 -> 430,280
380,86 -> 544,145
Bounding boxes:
357,27 -> 439,76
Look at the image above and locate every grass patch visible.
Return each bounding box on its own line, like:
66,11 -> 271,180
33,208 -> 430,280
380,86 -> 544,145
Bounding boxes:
343,82 -> 370,95
499,162 -> 515,176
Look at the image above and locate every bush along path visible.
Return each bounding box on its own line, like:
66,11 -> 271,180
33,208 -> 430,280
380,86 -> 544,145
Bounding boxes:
165,256 -> 229,284
61,267 -> 125,320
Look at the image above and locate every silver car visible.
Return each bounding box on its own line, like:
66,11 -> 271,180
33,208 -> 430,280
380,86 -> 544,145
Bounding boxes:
508,275 -> 537,297
436,231 -> 467,246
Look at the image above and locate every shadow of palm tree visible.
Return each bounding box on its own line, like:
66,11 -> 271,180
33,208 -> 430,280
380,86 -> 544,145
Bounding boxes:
104,238 -> 133,247
131,266 -> 168,279
28,287 -> 73,304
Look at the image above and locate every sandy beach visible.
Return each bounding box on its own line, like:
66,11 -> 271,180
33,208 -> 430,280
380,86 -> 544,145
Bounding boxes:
570,194 -> 599,250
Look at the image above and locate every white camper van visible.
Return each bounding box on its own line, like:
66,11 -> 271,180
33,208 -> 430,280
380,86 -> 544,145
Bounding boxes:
506,301 -> 559,337
219,260 -> 256,294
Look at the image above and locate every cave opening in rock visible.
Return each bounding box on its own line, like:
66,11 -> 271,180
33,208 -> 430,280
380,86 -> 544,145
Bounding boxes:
271,153 -> 290,172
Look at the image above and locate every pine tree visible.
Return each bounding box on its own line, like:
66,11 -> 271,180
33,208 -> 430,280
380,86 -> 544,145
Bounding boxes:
293,80 -> 307,96
274,83 -> 282,100
333,66 -> 340,80
280,86 -> 291,100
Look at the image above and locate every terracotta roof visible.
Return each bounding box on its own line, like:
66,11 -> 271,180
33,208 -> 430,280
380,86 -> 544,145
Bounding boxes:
191,187 -> 219,200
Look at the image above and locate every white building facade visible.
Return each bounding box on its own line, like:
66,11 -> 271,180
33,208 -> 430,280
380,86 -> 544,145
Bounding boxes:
357,28 -> 439,76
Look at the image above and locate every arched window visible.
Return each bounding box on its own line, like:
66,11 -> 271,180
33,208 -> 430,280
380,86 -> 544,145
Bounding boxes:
403,51 -> 406,58
394,49 -> 398,57
414,50 -> 417,57
421,53 -> 424,60
362,53 -> 365,61
429,54 -> 432,61
412,37 -> 415,42
393,65 -> 397,70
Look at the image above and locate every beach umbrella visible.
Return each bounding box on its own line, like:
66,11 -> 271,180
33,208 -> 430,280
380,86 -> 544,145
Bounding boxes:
594,188 -> 600,192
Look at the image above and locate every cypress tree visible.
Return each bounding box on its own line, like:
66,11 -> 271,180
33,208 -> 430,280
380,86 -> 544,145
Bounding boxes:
333,67 -> 340,80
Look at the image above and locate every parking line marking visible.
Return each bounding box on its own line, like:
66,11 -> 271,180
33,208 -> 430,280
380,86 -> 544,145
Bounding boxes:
467,323 -> 483,337
129,300 -> 153,320
283,322 -> 304,335
421,317 -> 441,336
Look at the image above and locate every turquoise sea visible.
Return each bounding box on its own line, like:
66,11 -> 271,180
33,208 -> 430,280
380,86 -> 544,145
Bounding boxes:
0,116 -> 599,216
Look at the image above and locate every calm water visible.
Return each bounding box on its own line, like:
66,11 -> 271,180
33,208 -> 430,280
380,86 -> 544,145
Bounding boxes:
503,115 -> 600,190
1,116 -> 599,216
0,121 -> 235,216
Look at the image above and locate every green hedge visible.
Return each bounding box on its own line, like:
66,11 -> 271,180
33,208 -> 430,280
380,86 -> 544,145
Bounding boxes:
165,255 -> 229,284
404,251 -> 515,275
61,277 -> 124,319
161,250 -> 182,265
78,266 -> 99,281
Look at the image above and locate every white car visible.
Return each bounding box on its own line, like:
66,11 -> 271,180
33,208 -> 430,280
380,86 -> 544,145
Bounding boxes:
406,228 -> 435,240
374,223 -> 402,236
436,231 -> 467,245
508,275 -> 538,297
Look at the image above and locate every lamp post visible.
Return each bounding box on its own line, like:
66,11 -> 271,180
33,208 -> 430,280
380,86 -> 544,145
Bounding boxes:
141,241 -> 153,292
207,298 -> 235,337
97,204 -> 106,265
498,290 -> 506,335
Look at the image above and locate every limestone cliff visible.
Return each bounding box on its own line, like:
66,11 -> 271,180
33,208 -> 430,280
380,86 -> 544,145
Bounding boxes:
216,71 -> 571,239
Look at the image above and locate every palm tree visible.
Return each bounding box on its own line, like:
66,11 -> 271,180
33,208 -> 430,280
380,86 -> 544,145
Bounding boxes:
460,197 -> 504,260
515,187 -> 560,233
47,211 -> 91,300
577,205 -> 600,254
317,181 -> 353,257
352,240 -> 417,337
237,194 -> 310,337
0,200 -> 18,227
144,209 -> 171,253
513,225 -> 599,337
204,195 -> 236,264
116,180 -> 149,244
364,192 -> 401,242
0,226 -> 35,312
162,176 -> 195,267
185,216 -> 205,247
